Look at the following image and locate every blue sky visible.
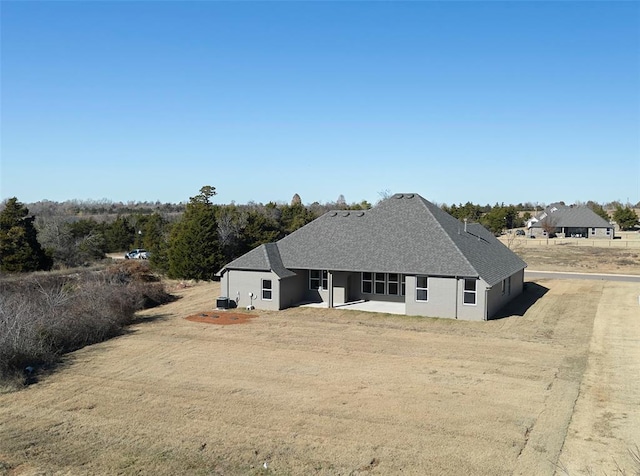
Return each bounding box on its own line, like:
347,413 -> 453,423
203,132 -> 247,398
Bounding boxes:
1,1 -> 639,207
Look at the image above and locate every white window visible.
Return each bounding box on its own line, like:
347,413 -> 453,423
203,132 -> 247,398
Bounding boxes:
387,273 -> 399,295
262,279 -> 272,300
463,279 -> 477,305
362,272 -> 404,295
362,272 -> 373,294
606,228 -> 611,235
309,270 -> 328,290
591,228 -> 596,235
416,276 -> 428,302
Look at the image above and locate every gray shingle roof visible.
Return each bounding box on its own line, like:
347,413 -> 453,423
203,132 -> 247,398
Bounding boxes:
221,193 -> 526,287
530,205 -> 611,228
221,242 -> 296,279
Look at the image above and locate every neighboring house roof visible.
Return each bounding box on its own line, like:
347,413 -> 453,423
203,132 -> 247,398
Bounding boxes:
220,193 -> 526,287
529,204 -> 611,229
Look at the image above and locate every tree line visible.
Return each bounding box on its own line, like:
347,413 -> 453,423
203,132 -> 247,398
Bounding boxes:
1,188 -> 638,278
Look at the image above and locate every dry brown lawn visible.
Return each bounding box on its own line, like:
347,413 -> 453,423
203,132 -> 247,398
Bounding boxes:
1,272 -> 639,475
504,237 -> 640,275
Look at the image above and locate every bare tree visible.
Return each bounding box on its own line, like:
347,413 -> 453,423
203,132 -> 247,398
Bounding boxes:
540,216 -> 558,244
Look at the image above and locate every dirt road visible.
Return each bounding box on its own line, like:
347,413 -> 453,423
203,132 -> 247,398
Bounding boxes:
1,279 -> 638,475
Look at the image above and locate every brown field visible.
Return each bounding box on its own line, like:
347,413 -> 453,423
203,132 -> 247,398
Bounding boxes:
2,246 -> 640,475
1,266 -> 639,475
503,236 -> 640,275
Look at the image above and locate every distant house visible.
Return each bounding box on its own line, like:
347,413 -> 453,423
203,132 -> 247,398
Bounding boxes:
218,193 -> 527,321
527,204 -> 614,239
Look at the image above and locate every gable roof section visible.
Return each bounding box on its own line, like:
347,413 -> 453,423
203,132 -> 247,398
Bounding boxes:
221,242 -> 296,279
222,193 -> 526,287
530,205 -> 611,228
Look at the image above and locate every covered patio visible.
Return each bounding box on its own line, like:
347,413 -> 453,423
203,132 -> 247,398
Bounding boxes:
302,300 -> 406,315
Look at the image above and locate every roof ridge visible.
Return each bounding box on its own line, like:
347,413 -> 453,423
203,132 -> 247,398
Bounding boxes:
415,196 -> 480,277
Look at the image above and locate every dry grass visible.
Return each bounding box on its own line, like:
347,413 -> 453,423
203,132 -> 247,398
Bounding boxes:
1,246 -> 639,474
1,277 -> 639,475
505,240 -> 640,275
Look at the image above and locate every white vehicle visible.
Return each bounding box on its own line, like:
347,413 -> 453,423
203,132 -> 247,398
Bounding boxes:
124,249 -> 149,259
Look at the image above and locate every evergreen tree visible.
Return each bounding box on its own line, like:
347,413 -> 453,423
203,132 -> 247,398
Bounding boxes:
144,213 -> 171,273
167,187 -> 222,280
104,216 -> 135,252
279,202 -> 315,235
587,201 -> 610,221
0,198 -> 52,272
612,205 -> 639,230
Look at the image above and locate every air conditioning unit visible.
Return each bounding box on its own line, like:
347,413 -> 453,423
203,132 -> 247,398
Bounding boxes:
216,296 -> 229,309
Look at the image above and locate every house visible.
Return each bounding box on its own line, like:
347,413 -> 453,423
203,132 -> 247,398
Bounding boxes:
218,193 -> 527,321
527,204 -> 614,239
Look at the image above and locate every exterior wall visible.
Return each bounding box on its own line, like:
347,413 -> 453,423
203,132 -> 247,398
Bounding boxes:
224,268 -> 525,321
486,268 -> 525,319
533,226 -> 614,239
587,227 -> 614,239
279,272 -> 307,309
404,275 -> 487,321
405,275 -> 457,319
455,278 -> 488,321
221,270 -> 283,311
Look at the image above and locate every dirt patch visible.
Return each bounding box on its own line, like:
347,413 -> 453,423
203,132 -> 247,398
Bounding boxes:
185,311 -> 257,325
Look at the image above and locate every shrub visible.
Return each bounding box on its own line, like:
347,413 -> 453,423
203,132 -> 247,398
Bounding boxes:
0,263 -> 173,385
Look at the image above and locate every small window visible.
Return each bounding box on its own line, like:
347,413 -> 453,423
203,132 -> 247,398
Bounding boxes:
310,270 -> 328,290
507,276 -> 511,295
501,279 -> 506,295
416,275 -> 428,302
374,273 -> 386,294
262,279 -> 272,300
463,279 -> 477,305
362,272 -> 373,294
388,273 -> 399,295
606,228 -> 611,235
591,228 -> 596,234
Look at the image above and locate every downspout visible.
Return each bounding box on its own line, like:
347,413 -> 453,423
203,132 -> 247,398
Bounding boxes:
484,286 -> 489,321
455,277 -> 458,319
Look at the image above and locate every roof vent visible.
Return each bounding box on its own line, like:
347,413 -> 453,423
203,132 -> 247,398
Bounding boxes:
405,194 -> 414,199
342,212 -> 350,217
329,212 -> 337,217
395,194 -> 404,199
356,211 -> 365,217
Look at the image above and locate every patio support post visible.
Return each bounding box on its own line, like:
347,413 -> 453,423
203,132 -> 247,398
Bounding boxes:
328,271 -> 334,309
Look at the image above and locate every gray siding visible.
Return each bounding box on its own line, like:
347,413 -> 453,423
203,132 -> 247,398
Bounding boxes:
405,275 -> 456,319
455,278 -> 487,321
222,270 -> 282,311
588,227 -> 614,239
486,269 -> 524,318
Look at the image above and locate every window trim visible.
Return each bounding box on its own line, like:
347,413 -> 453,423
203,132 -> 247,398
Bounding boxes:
387,273 -> 399,295
262,279 -> 273,301
362,272 -> 404,296
374,273 -> 386,295
463,279 -> 477,306
416,275 -> 428,302
309,270 -> 328,290
362,272 -> 373,294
